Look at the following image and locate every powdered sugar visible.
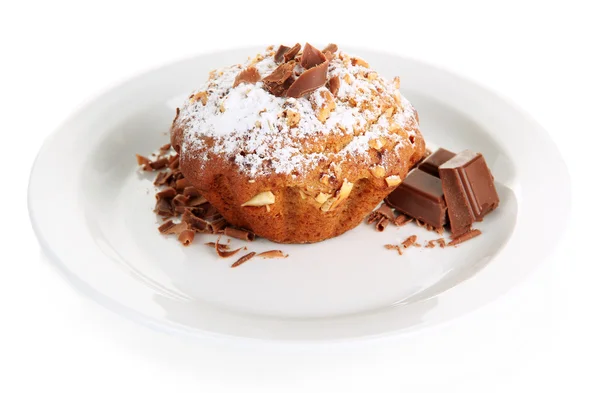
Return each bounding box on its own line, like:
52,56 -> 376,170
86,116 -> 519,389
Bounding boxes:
176,46 -> 419,178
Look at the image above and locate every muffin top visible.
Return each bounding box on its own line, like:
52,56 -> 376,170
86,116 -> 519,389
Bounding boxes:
175,43 -> 421,184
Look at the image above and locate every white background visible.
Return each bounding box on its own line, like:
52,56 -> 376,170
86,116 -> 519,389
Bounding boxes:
1,0 -> 598,391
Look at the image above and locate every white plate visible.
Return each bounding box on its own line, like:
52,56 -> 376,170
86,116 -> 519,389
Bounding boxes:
28,47 -> 570,342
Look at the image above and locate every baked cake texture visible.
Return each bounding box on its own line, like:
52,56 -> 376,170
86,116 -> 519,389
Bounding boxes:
171,43 -> 426,243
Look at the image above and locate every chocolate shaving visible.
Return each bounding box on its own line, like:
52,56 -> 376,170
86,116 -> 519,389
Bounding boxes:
149,157 -> 169,170
183,186 -> 201,198
286,61 -> 329,98
448,229 -> 482,246
233,66 -> 261,88
415,220 -> 426,228
154,171 -> 173,186
274,45 -> 291,63
327,75 -> 340,97
300,43 -> 327,69
231,252 -> 256,268
402,235 -> 418,248
425,240 -> 436,248
436,238 -> 446,248
156,187 -> 177,199
136,154 -> 151,169
172,194 -> 190,207
209,217 -> 228,233
182,209 -> 211,233
366,212 -> 379,225
322,43 -> 338,54
159,143 -> 172,152
187,196 -> 208,207
393,214 -> 413,226
256,250 -> 288,259
215,237 -> 243,258
376,217 -> 389,232
224,227 -> 256,241
374,204 -> 395,221
178,230 -> 195,246
205,242 -> 230,251
155,198 -> 174,217
168,154 -> 180,170
262,61 -> 296,97
283,43 -> 301,62
158,220 -> 189,235
175,178 -> 191,191
384,244 -> 403,255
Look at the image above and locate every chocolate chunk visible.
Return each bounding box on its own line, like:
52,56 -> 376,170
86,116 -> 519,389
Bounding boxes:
154,171 -> 173,186
448,228 -> 482,246
274,45 -> 291,63
233,66 -> 261,88
231,252 -> 256,268
283,43 -> 301,62
286,61 -> 329,98
183,186 -> 201,198
224,227 -> 256,241
327,75 -> 340,97
418,148 -> 456,177
136,154 -> 151,168
439,150 -> 499,236
156,187 -> 177,199
300,43 -> 327,69
322,43 -> 338,54
149,157 -> 169,170
385,169 -> 447,229
182,209 -> 211,233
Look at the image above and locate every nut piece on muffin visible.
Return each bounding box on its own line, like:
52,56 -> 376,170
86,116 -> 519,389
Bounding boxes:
171,43 -> 426,243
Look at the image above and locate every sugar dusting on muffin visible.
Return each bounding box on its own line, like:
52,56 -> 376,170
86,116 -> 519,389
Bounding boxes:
175,43 -> 419,179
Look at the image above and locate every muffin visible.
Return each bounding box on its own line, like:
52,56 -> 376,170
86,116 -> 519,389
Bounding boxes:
171,43 -> 426,243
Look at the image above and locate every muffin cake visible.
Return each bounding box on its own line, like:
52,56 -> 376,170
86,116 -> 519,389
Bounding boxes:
171,43 -> 426,243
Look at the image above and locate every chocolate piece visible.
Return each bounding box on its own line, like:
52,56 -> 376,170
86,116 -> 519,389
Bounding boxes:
322,43 -> 338,54
425,240 -> 436,248
436,238 -> 446,248
402,235 -> 417,248
327,75 -> 340,96
233,66 -> 261,88
183,186 -> 200,198
286,61 -> 329,98
159,143 -> 172,152
283,43 -> 301,62
175,178 -> 191,191
385,169 -> 447,229
384,244 -> 403,255
256,250 -> 288,259
300,43 -> 327,69
178,230 -> 195,246
274,45 -> 291,63
182,210 -> 211,233
448,228 -> 482,246
154,171 -> 173,186
263,61 -> 296,97
439,150 -> 499,236
418,148 -> 456,177
231,252 -> 256,268
149,157 -> 169,170
224,227 -> 256,241
136,154 -> 151,168
393,214 -> 413,226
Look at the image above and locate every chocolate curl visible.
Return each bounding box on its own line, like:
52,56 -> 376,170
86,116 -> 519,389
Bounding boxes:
178,230 -> 195,246
233,66 -> 261,88
327,75 -> 340,97
231,252 -> 257,268
376,217 -> 389,232
224,227 -> 256,241
283,43 -> 301,62
215,237 -> 243,258
402,235 -> 418,248
448,229 -> 481,246
286,61 -> 329,98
